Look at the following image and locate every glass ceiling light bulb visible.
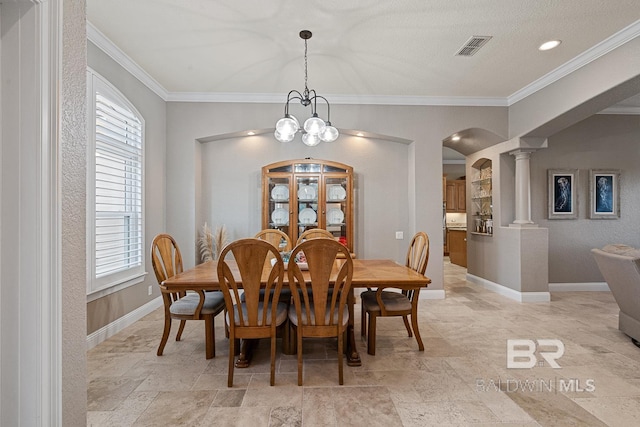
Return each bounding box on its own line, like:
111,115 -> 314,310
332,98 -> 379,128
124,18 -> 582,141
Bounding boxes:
302,132 -> 321,147
275,115 -> 299,136
319,124 -> 339,142
303,115 -> 326,135
274,130 -> 295,143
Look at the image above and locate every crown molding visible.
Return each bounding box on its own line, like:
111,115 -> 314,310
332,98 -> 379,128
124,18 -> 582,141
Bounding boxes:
597,106 -> 640,115
166,91 -> 508,106
508,19 -> 640,105
87,21 -> 169,101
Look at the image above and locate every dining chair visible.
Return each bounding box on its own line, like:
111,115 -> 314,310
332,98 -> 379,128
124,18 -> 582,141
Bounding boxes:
296,228 -> 335,245
150,233 -> 226,359
255,229 -> 292,253
288,238 -> 353,385
360,231 -> 429,355
252,229 -> 292,304
217,238 -> 288,387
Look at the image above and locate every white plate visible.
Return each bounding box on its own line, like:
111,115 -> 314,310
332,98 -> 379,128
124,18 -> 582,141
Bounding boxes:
297,184 -> 317,200
271,208 -> 289,225
271,184 -> 289,201
327,208 -> 344,224
328,185 -> 346,200
298,208 -> 317,224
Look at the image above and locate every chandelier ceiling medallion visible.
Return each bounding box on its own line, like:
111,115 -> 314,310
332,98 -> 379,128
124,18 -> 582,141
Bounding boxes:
274,30 -> 338,146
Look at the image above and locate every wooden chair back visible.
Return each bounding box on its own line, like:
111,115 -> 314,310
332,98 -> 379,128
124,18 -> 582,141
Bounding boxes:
255,229 -> 292,252
296,228 -> 335,246
404,231 -> 429,302
151,233 -> 186,302
217,238 -> 285,331
406,231 -> 429,275
151,233 -> 183,283
288,238 -> 353,330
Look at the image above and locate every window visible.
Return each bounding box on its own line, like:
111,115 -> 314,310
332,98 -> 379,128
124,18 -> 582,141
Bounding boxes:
87,69 -> 145,298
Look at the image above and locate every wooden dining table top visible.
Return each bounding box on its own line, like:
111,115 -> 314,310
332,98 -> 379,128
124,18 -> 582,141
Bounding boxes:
161,258 -> 431,290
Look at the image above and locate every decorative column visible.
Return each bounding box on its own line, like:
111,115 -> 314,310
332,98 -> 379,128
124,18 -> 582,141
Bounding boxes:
510,149 -> 536,226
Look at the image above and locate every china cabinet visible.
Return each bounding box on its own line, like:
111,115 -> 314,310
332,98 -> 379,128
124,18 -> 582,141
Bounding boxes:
262,159 -> 354,254
471,159 -> 492,235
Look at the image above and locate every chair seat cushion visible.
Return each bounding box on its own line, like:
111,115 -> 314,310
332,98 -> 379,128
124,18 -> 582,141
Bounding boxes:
227,302 -> 289,327
288,304 -> 349,326
361,290 -> 411,312
170,291 -> 225,316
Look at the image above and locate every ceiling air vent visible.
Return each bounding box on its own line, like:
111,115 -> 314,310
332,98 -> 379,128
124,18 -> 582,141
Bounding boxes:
456,36 -> 492,56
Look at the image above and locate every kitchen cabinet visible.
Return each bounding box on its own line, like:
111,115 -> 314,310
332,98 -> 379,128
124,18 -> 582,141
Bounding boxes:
262,159 -> 354,254
448,229 -> 467,267
445,180 -> 466,213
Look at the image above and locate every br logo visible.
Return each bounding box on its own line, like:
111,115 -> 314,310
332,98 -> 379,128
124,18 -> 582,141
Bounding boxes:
506,339 -> 564,369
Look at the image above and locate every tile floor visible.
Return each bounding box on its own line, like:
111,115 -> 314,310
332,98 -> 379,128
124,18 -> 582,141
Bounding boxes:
87,260 -> 640,426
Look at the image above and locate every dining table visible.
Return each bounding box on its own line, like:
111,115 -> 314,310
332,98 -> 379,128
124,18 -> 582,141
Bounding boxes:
161,258 -> 431,367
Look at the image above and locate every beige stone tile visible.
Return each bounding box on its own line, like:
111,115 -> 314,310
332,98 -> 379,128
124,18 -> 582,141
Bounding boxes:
301,387 -> 338,427
573,396 -> 640,426
330,386 -> 403,427
269,406 -> 302,427
88,376 -> 145,411
504,389 -> 607,426
242,384 -> 302,408
395,401 -> 468,426
132,390 -> 216,426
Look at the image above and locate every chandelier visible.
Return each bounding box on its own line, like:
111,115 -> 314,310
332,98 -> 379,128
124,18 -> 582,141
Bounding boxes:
274,30 -> 338,146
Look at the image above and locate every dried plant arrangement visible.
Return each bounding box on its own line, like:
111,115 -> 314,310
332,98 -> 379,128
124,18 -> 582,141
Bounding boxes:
198,222 -> 214,262
212,225 -> 228,260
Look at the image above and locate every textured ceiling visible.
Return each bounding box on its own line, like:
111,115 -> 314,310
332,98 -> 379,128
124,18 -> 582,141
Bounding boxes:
87,0 -> 640,103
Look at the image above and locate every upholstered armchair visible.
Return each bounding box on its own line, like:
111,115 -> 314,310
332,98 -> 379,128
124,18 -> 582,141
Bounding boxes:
592,244 -> 640,348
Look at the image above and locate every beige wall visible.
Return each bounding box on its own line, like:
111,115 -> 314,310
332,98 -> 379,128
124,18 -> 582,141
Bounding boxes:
62,0 -> 88,424
86,42 -> 167,334
166,102 -> 508,293
532,114 -> 640,283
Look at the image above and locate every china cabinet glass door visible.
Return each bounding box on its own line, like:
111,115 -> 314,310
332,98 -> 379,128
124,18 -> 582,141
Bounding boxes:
267,175 -> 291,236
296,175 -> 319,235
324,176 -> 348,247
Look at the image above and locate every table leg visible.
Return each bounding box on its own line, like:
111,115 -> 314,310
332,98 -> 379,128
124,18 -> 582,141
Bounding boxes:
235,339 -> 256,368
346,288 -> 362,366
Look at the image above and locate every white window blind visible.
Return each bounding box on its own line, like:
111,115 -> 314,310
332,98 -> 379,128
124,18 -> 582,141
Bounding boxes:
87,69 -> 145,297
95,93 -> 143,277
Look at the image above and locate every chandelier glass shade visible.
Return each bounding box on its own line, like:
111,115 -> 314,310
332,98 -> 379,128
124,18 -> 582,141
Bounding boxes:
274,30 -> 338,146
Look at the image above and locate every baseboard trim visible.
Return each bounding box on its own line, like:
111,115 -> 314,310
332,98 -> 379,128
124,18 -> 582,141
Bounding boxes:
549,282 -> 610,292
86,296 -> 163,349
466,274 -> 551,302
419,289 -> 446,300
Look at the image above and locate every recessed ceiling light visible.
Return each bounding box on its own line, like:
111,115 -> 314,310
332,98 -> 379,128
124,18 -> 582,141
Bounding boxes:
247,131 -> 255,136
356,132 -> 364,137
451,135 -> 461,142
539,40 -> 561,51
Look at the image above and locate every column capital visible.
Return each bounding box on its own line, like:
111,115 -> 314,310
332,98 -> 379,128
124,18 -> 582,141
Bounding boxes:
509,148 -> 537,160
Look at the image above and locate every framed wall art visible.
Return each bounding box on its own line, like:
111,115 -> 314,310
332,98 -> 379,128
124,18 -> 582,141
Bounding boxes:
548,169 -> 578,219
589,169 -> 620,219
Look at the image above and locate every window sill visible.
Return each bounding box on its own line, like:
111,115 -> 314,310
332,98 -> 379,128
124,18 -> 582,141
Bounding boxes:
87,271 -> 148,302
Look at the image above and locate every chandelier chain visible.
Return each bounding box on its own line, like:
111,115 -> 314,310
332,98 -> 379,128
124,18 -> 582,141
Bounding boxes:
304,38 -> 309,95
